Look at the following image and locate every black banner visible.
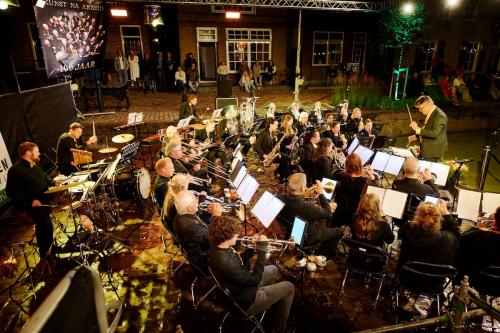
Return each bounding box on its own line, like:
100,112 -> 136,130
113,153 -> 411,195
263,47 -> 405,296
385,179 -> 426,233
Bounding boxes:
34,0 -> 107,78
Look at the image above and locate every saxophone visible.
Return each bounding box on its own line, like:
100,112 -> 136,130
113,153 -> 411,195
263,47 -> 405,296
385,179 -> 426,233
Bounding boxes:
263,134 -> 286,167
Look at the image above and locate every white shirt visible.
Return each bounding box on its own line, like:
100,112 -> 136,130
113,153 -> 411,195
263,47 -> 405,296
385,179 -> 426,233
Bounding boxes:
118,56 -> 124,70
175,71 -> 186,84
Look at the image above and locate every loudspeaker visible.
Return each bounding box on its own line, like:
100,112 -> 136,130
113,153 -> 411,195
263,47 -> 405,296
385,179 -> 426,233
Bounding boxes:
217,79 -> 232,98
216,97 -> 238,110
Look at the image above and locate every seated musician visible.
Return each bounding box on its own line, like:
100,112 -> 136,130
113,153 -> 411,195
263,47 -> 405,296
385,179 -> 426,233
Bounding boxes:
6,142 -> 55,260
153,157 -> 175,209
208,216 -> 295,333
345,107 -> 363,139
179,94 -> 200,121
173,190 -> 221,273
398,201 -> 460,269
163,174 -> 189,231
56,122 -> 98,176
311,138 -> 339,182
299,129 -> 320,184
160,126 -> 180,157
296,111 -> 309,135
278,173 -> 345,258
455,207 -> 500,281
253,117 -> 278,161
357,119 -> 377,138
195,120 -> 227,165
324,112 -> 335,126
332,153 -> 374,227
352,193 -> 394,248
165,138 -> 208,181
275,115 -> 297,181
321,121 -> 346,150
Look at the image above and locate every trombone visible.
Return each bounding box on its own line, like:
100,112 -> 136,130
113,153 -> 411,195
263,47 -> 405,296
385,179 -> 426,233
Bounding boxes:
199,201 -> 242,213
237,236 -> 295,253
174,172 -> 211,186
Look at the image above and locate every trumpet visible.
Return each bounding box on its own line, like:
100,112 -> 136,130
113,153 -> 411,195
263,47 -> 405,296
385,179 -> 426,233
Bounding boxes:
199,201 -> 242,213
304,182 -> 336,196
237,236 -> 295,253
174,172 -> 211,186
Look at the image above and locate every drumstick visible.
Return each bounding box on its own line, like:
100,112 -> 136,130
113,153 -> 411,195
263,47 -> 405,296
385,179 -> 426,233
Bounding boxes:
406,104 -> 413,123
92,121 -> 96,137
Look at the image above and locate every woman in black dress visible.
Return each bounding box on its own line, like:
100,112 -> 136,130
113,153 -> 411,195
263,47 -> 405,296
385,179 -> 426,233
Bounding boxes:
352,193 -> 394,247
275,115 -> 297,181
311,138 -> 339,182
300,129 -> 320,184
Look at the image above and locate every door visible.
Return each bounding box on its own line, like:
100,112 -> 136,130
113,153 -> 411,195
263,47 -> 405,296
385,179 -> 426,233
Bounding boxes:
198,42 -> 217,81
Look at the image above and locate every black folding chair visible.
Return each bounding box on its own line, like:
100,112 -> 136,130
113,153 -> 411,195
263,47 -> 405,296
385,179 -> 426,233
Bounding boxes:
20,265 -> 122,333
395,261 -> 457,318
471,266 -> 500,332
339,238 -> 388,310
208,267 -> 266,333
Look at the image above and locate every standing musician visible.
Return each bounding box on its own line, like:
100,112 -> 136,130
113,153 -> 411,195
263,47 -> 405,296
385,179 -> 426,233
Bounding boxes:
153,157 -> 175,208
345,107 -> 363,140
278,173 -> 345,258
253,117 -> 278,161
179,94 -> 201,121
195,120 -> 227,164
275,115 -> 297,181
296,111 -> 310,135
56,122 -> 98,176
408,95 -> 448,161
311,138 -> 339,182
6,142 -> 56,260
321,121 -> 347,150
357,119 -> 377,138
208,216 -> 295,333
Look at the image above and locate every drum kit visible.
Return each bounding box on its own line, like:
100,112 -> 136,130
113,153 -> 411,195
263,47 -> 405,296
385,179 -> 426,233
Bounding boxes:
97,133 -> 134,154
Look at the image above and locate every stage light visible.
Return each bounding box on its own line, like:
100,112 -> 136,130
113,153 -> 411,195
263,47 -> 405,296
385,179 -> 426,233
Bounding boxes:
111,8 -> 127,17
401,2 -> 415,15
446,0 -> 460,7
144,4 -> 164,26
225,11 -> 240,19
0,0 -> 9,10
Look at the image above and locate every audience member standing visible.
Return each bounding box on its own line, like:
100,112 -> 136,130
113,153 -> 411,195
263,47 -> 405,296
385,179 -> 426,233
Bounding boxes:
114,50 -> 129,86
157,51 -> 165,90
128,50 -> 140,86
184,52 -> 197,71
165,51 -> 176,91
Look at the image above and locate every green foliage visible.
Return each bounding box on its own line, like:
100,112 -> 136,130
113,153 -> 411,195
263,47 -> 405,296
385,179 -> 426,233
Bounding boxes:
376,96 -> 417,111
380,3 -> 425,50
331,85 -> 416,110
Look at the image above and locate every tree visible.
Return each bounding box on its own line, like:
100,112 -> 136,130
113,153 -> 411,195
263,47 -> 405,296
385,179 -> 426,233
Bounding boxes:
380,3 -> 425,99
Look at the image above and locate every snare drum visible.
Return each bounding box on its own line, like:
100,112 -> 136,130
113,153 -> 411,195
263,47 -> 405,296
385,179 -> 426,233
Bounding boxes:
136,167 -> 152,200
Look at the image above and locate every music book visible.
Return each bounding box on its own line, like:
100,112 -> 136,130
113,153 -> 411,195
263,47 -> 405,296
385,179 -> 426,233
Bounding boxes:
390,147 -> 414,158
347,136 -> 359,155
233,165 -> 247,188
176,117 -> 191,129
127,112 -> 143,125
482,192 -> 500,215
371,152 -> 405,176
212,108 -> 222,119
457,189 -> 482,221
418,161 -> 451,187
366,185 -> 408,219
321,177 -> 337,200
251,191 -> 285,228
353,145 -> 374,165
237,174 -> 259,205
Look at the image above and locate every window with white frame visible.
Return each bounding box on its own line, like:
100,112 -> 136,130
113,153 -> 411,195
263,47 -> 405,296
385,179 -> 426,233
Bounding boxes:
352,32 -> 367,64
197,27 -> 217,42
457,41 -> 481,71
120,25 -> 143,57
420,41 -> 437,71
313,31 -> 343,66
226,28 -> 271,72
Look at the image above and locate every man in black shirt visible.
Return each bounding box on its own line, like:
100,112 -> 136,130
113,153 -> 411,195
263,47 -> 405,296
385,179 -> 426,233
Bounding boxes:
278,173 -> 345,257
6,142 -> 55,258
179,95 -> 200,121
153,157 -> 175,209
209,216 -> 294,333
56,122 -> 98,175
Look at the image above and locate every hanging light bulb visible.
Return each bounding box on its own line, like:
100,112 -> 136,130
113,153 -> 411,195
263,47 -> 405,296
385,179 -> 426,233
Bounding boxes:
0,0 -> 9,10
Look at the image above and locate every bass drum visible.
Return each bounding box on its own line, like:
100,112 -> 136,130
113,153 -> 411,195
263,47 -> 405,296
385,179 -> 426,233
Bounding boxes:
136,167 -> 152,200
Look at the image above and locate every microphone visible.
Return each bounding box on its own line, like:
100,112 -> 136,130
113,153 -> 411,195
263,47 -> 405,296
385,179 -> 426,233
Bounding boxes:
455,158 -> 474,164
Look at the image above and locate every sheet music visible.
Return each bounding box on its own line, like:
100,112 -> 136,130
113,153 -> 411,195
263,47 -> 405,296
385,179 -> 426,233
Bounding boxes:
231,158 -> 242,174
237,175 -> 259,205
481,192 -> 500,215
321,177 -> 337,200
390,147 -> 414,158
233,166 -> 247,188
235,150 -> 243,161
457,189 -> 482,221
366,185 -> 386,202
347,137 -> 359,155
430,163 -> 450,187
127,112 -> 137,125
176,117 -> 191,129
251,191 -> 285,228
353,145 -> 374,165
371,152 -> 390,172
419,160 -> 432,172
384,155 -> 405,176
381,190 -> 408,219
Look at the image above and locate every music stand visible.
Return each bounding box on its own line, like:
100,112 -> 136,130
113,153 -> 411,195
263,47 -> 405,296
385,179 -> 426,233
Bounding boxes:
236,173 -> 260,234
358,136 -> 375,149
119,141 -> 141,164
251,191 -> 285,229
291,216 -> 308,247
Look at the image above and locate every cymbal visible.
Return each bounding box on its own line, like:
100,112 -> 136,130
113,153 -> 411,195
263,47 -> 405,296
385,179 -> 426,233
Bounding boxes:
112,134 -> 134,143
188,124 -> 206,130
45,181 -> 87,194
74,168 -> 100,175
98,147 -> 119,154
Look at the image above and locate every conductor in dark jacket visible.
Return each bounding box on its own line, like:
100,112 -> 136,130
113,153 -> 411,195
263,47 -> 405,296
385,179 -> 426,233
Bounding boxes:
409,95 -> 448,161
253,118 -> 278,161
173,190 -> 222,273
6,142 -> 55,258
209,216 -> 295,333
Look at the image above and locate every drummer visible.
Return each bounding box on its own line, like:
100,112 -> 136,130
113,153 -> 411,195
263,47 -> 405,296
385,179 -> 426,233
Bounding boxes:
179,95 -> 201,122
56,122 -> 98,176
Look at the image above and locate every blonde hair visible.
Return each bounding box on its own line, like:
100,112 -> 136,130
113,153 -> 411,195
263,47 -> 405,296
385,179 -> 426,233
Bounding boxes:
412,202 -> 442,234
280,114 -> 296,137
165,137 -> 182,156
353,193 -> 382,241
174,190 -> 197,215
163,174 -> 189,214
